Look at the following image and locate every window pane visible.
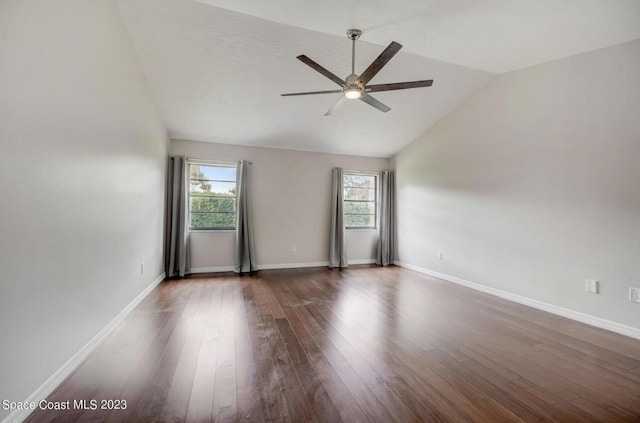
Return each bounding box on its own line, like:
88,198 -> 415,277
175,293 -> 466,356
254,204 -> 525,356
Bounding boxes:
190,180 -> 236,196
344,201 -> 375,214
344,214 -> 375,228
200,165 -> 236,181
344,175 -> 375,188
344,187 -> 375,201
190,197 -> 236,213
343,173 -> 377,228
189,163 -> 238,230
190,212 -> 236,229
190,164 -> 236,182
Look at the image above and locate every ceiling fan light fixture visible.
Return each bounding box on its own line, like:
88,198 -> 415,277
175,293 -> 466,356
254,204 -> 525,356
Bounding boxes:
344,88 -> 362,99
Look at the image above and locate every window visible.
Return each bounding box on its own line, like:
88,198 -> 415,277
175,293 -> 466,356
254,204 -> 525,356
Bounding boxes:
189,162 -> 237,230
343,173 -> 377,228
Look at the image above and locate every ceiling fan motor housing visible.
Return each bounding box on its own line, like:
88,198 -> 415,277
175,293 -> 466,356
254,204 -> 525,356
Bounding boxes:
345,74 -> 359,85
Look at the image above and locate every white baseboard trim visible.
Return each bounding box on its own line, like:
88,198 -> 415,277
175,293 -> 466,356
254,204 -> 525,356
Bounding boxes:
2,272 -> 166,423
258,261 -> 329,270
190,266 -> 235,273
394,261 -> 640,341
191,263 -> 330,273
348,259 -> 377,265
191,259 -> 377,273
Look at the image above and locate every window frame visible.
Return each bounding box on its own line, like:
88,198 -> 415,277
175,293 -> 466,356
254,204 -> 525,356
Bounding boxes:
343,171 -> 379,230
187,159 -> 238,232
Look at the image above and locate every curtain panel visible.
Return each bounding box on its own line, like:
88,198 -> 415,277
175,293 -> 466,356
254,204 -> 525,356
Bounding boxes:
377,170 -> 395,266
329,167 -> 348,268
235,160 -> 257,273
165,156 -> 190,277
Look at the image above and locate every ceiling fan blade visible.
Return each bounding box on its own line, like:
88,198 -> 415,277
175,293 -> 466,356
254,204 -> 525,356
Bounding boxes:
281,89 -> 343,96
355,41 -> 402,86
324,95 -> 347,116
366,79 -> 433,92
359,93 -> 391,113
297,55 -> 346,87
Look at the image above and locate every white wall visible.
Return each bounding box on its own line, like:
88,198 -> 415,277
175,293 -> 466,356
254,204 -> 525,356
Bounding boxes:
394,40 -> 640,330
170,140 -> 389,270
0,1 -> 168,419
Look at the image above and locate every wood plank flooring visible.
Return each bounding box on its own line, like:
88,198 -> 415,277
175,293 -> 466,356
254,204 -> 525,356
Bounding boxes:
25,266 -> 640,422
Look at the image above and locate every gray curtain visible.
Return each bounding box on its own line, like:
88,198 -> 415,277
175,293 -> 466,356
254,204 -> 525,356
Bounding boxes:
235,160 -> 257,273
376,170 -> 395,266
329,167 -> 348,268
165,156 -> 190,277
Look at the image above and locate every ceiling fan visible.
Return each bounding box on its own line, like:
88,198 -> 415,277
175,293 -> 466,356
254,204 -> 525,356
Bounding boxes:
281,29 -> 434,116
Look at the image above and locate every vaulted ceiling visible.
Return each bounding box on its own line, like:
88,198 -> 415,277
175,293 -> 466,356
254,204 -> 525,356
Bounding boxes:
116,0 -> 640,157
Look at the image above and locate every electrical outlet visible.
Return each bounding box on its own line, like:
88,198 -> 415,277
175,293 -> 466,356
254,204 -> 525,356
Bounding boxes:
438,251 -> 443,261
585,279 -> 598,294
630,287 -> 640,303
292,244 -> 297,253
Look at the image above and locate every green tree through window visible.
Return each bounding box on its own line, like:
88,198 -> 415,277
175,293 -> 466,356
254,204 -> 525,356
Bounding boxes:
189,163 -> 237,229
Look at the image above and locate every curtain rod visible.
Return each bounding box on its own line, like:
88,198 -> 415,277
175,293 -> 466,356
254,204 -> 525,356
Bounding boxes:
343,168 -> 384,174
187,157 -> 252,165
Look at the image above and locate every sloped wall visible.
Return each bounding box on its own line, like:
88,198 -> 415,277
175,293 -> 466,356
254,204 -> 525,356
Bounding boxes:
394,40 -> 640,330
0,1 -> 168,419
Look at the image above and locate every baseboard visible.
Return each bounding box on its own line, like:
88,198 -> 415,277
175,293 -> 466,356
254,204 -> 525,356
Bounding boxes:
2,272 -> 166,423
191,263 -> 329,273
190,265 -> 235,273
191,259 -> 377,273
257,261 -> 329,270
348,259 -> 377,265
394,261 -> 640,341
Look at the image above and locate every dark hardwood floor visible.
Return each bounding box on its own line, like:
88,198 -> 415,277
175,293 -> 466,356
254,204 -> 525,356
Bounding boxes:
25,266 -> 640,422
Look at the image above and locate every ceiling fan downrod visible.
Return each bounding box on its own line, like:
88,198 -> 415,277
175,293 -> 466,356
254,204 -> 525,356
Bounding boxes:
347,29 -> 362,76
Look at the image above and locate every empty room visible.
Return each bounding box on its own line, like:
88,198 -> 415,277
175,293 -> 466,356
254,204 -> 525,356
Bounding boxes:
2,0 -> 640,422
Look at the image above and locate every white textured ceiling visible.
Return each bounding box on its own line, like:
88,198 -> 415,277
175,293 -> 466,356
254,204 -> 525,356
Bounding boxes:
116,0 -> 639,157
194,0 -> 640,73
